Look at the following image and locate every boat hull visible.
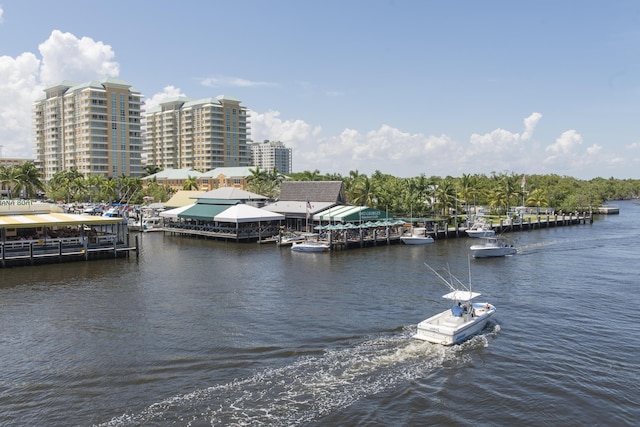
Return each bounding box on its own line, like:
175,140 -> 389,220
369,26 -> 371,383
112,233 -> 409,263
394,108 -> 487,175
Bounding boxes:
466,230 -> 495,238
291,242 -> 329,252
413,303 -> 496,345
470,247 -> 517,258
401,236 -> 434,245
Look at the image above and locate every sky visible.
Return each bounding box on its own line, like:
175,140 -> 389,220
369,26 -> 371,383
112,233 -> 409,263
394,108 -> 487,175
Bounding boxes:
1,1 -> 640,180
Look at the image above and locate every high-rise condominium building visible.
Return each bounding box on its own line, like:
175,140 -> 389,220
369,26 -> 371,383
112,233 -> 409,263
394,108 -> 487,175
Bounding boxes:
143,95 -> 251,171
34,78 -> 143,181
250,140 -> 292,174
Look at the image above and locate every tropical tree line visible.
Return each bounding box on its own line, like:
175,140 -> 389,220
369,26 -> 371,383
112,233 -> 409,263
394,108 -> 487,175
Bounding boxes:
3,162 -> 640,216
281,169 -> 640,218
0,162 -> 171,205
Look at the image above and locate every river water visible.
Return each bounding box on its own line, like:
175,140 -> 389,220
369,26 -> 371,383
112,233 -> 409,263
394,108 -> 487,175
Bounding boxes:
1,200 -> 639,426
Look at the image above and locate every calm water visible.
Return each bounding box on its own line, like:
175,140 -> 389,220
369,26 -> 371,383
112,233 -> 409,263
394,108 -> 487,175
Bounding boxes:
1,201 -> 639,426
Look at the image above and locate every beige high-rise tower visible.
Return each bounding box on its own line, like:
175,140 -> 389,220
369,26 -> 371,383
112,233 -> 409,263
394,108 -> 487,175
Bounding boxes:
34,78 -> 143,181
143,95 -> 251,171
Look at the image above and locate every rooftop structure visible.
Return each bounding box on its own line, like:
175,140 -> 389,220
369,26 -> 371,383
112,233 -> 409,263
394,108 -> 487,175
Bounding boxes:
142,166 -> 256,192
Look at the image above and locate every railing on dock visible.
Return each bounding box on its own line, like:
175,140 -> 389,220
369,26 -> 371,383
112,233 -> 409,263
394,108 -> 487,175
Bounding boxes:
0,235 -> 137,268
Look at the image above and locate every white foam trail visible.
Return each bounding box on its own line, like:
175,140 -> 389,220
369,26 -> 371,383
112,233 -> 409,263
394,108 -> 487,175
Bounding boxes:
98,328 -> 496,426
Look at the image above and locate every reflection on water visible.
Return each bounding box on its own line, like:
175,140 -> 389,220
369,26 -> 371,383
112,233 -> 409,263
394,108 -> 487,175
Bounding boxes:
0,201 -> 639,426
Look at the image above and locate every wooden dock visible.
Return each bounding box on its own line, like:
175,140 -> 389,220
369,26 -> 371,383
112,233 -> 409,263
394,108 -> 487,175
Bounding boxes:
1,236 -> 138,268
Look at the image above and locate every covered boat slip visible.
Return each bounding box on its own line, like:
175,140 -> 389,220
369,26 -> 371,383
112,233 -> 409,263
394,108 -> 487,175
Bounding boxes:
0,201 -> 136,268
312,205 -> 388,223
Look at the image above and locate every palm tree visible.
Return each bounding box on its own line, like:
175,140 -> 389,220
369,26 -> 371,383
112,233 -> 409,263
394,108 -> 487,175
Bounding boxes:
85,174 -> 106,202
458,173 -> 478,219
350,175 -> 375,207
143,165 -> 162,177
298,169 -> 321,181
246,166 -> 268,194
0,165 -> 20,198
101,178 -> 119,203
182,175 -> 199,191
116,175 -> 143,203
433,177 -> 457,217
13,161 -> 45,198
49,168 -> 84,203
526,188 -> 550,214
486,187 -> 508,214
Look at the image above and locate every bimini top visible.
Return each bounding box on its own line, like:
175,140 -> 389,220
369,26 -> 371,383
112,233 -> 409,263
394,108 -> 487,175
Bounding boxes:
443,291 -> 481,301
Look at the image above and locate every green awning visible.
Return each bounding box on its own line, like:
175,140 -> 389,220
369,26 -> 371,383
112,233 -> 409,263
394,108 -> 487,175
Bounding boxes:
178,203 -> 234,221
313,205 -> 387,222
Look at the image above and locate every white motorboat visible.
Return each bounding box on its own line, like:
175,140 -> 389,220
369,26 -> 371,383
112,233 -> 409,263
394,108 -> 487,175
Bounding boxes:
142,216 -> 164,232
291,234 -> 330,252
470,237 -> 516,258
400,227 -> 434,245
465,221 -> 495,238
102,206 -> 123,218
413,263 -> 496,345
127,217 -> 143,231
277,232 -> 306,247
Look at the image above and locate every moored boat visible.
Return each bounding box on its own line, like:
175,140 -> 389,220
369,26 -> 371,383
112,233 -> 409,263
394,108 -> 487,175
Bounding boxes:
400,227 -> 434,245
290,233 -> 330,252
276,232 -> 306,247
142,216 -> 164,232
465,221 -> 495,238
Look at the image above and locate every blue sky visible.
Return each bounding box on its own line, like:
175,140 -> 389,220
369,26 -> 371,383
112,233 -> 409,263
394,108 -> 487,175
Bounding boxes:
1,1 -> 640,179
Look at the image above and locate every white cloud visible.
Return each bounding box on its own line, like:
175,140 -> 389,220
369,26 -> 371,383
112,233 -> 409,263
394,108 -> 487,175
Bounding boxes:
545,130 -> 583,157
626,141 -> 640,150
0,53 -> 43,157
0,6 -> 4,23
38,30 -> 119,85
522,112 -> 542,140
250,111 -> 464,177
542,131 -> 625,174
143,85 -> 188,112
0,30 -> 120,159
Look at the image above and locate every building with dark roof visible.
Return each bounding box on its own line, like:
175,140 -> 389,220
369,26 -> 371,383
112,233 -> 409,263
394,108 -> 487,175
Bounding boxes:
263,181 -> 346,230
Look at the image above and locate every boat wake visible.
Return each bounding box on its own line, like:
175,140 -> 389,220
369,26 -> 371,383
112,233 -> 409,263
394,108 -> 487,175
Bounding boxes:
516,235 -> 613,254
97,327 -> 498,426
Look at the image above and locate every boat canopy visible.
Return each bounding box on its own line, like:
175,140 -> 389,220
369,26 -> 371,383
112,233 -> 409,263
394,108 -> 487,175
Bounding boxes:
442,290 -> 481,301
313,205 -> 386,222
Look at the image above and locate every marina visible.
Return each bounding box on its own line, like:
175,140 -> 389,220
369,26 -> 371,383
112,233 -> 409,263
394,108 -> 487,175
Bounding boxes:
0,200 -> 638,426
0,200 -> 637,426
165,211 -> 593,249
1,198 -> 594,269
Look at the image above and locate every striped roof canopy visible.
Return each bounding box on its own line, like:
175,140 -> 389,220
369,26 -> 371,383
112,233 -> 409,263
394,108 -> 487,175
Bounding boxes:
313,205 -> 387,222
0,213 -> 124,229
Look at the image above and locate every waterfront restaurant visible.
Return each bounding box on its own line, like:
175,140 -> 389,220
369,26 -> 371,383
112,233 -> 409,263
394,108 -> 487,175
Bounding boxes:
161,187 -> 283,242
0,200 -> 133,268
262,181 -> 346,231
